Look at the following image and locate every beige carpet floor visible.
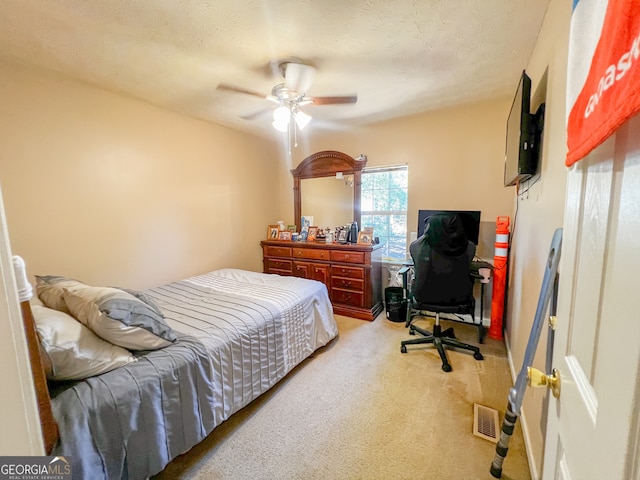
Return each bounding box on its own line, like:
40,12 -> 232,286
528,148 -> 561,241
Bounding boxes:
153,313 -> 531,480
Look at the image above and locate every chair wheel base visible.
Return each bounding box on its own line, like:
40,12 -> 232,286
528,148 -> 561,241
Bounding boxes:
442,363 -> 452,372
401,345 -> 407,353
474,352 -> 484,361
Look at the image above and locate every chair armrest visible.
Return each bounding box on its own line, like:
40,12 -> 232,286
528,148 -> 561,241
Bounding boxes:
398,266 -> 411,275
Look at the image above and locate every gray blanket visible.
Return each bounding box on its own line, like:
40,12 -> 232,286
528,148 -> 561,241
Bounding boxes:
50,270 -> 337,479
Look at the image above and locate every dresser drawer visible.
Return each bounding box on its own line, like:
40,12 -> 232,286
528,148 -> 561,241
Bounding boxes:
331,265 -> 365,280
266,258 -> 293,273
331,276 -> 364,292
331,288 -> 364,307
266,246 -> 292,257
292,247 -> 330,261
331,250 -> 365,264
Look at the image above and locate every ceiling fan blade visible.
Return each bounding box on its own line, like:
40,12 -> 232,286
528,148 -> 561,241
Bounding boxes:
311,95 -> 358,105
240,107 -> 272,120
216,83 -> 266,99
283,62 -> 316,93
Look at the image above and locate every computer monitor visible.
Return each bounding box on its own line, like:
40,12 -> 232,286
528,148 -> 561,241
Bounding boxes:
417,210 -> 482,245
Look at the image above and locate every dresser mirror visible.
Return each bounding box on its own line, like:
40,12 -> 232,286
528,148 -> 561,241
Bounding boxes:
292,151 -> 366,232
300,176 -> 354,228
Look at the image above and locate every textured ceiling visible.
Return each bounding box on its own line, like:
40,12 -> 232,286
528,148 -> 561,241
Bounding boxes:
0,0 -> 550,139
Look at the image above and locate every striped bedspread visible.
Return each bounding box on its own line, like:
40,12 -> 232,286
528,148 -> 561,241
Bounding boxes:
50,269 -> 338,480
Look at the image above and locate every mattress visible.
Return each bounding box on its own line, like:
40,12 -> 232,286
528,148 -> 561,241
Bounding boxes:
49,269 -> 338,479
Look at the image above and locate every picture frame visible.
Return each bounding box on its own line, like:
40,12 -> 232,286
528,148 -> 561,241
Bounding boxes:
287,224 -> 296,232
267,225 -> 280,240
357,231 -> 373,245
278,231 -> 292,241
336,229 -> 348,243
307,226 -> 319,241
301,215 -> 314,232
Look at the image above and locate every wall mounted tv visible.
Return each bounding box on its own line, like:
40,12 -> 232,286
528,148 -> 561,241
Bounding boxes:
504,70 -> 545,187
417,210 -> 481,246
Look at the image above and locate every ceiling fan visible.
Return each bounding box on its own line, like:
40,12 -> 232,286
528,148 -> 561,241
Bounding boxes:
216,59 -> 357,132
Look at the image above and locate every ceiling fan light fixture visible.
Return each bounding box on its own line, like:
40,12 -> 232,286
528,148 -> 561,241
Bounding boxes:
294,110 -> 311,130
272,119 -> 289,132
273,105 -> 290,122
272,105 -> 291,131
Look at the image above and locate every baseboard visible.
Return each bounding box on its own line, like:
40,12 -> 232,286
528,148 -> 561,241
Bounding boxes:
504,335 -> 540,480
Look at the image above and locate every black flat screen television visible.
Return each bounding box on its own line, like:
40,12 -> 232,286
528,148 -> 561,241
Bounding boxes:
417,210 -> 481,246
504,70 -> 539,187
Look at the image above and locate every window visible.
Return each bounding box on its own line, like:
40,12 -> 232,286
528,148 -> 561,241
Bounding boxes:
360,165 -> 408,260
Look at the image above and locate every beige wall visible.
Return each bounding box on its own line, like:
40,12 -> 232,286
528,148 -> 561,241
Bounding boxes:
283,98 -> 515,260
0,60 -> 281,289
502,2 -> 572,478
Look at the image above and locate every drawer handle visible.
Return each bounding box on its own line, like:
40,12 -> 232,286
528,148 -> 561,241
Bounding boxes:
343,295 -> 351,301
344,281 -> 351,287
345,255 -> 349,260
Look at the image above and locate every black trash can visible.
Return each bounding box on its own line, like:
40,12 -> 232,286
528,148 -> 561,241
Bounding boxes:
384,286 -> 406,322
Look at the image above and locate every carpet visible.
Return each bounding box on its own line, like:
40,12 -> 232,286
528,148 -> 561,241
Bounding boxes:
153,313 -> 531,480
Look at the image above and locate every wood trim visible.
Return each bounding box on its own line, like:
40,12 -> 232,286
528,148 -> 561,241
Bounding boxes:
291,151 -> 366,232
20,301 -> 58,454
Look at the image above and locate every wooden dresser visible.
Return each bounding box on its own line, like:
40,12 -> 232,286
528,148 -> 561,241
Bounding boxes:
261,239 -> 383,321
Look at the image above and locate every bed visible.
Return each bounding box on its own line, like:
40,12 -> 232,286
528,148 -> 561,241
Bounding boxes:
17,263 -> 338,480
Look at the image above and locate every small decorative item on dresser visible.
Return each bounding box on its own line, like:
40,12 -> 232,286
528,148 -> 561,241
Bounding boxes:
357,228 -> 374,245
301,215 -> 313,230
278,231 -> 292,241
307,226 -> 319,241
336,228 -> 349,243
267,225 -> 280,240
287,224 -> 296,232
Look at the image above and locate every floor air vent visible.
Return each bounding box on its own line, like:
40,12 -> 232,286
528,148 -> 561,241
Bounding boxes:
473,403 -> 499,443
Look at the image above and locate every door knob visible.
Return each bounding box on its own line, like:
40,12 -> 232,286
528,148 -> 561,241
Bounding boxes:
527,367 -> 561,398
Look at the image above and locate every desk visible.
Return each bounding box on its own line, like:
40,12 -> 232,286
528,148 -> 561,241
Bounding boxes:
398,259 -> 492,343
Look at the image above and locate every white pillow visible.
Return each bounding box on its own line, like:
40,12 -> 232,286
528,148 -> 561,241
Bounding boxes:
32,305 -> 136,381
62,285 -> 176,351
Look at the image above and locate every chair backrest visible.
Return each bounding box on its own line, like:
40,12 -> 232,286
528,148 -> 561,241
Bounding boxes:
410,213 -> 476,307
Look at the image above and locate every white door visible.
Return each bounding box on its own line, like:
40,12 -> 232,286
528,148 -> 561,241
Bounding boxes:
542,114 -> 640,479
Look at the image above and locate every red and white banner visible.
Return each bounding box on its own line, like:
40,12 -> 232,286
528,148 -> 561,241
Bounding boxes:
566,0 -> 640,167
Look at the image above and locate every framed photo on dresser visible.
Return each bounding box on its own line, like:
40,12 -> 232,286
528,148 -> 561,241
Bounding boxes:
357,231 -> 373,245
278,231 -> 292,241
267,225 -> 280,240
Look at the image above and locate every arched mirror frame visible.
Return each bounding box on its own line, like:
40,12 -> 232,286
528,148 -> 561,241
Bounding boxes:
292,150 -> 367,233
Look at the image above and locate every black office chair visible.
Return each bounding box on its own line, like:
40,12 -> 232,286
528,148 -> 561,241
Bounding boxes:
400,213 -> 484,372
